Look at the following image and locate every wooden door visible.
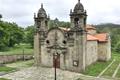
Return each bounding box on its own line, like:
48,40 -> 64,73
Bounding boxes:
53,54 -> 60,68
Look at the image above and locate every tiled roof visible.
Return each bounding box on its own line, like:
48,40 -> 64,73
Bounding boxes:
94,33 -> 108,42
87,34 -> 98,41
59,26 -> 108,42
59,24 -> 96,31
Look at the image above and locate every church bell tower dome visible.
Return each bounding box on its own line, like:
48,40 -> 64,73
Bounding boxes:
70,0 -> 87,30
37,4 -> 47,18
74,0 -> 84,13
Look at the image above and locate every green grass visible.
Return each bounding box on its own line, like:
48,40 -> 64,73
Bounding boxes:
0,78 -> 11,80
101,52 -> 120,78
116,67 -> 120,78
102,60 -> 119,76
6,60 -> 34,69
76,78 -> 83,80
83,60 -> 112,76
83,52 -> 120,77
112,52 -> 120,61
0,66 -> 16,72
112,52 -> 120,78
0,44 -> 33,55
26,60 -> 34,66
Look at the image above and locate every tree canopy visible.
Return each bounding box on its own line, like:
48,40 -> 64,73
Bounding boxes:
0,21 -> 24,50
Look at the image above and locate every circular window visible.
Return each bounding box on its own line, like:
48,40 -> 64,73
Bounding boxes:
63,40 -> 66,44
46,40 -> 50,44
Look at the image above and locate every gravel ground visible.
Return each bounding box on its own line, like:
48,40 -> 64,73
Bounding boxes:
0,66 -> 115,80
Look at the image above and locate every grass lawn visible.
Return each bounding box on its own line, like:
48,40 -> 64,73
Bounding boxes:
102,60 -> 119,77
0,78 -> 11,80
83,52 -> 120,78
6,60 -> 34,69
0,44 -> 33,55
112,52 -> 120,60
116,66 -> 120,78
112,52 -> 120,78
82,60 -> 112,76
102,52 -> 120,78
0,66 -> 16,72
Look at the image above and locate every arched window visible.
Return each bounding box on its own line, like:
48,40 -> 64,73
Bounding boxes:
37,21 -> 41,28
74,18 -> 79,27
45,21 -> 48,26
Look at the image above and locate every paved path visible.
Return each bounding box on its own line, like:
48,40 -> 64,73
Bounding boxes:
0,66 -> 115,80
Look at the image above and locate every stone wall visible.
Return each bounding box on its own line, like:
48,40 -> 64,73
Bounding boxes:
98,41 -> 111,61
66,33 -> 87,72
0,54 -> 33,64
40,28 -> 66,68
86,40 -> 98,66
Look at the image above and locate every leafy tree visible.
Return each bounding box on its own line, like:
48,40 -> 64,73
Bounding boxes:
0,25 -> 8,50
24,25 -> 35,47
48,19 -> 70,29
0,21 -> 24,50
7,23 -> 24,47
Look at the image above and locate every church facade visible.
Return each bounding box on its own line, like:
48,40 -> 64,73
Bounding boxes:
34,0 -> 111,72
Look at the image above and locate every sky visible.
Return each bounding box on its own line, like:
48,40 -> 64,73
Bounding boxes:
0,0 -> 120,27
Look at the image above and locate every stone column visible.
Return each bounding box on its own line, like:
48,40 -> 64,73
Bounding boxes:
34,33 -> 41,66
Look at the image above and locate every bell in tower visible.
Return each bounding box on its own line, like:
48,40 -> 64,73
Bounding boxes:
34,3 -> 49,32
70,0 -> 87,31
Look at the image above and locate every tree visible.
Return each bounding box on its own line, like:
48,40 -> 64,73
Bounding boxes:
25,25 -> 35,47
48,19 -> 70,29
7,22 -> 24,47
0,21 -> 24,50
0,25 -> 8,50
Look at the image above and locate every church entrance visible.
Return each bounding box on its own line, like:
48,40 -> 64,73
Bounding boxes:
53,54 -> 60,68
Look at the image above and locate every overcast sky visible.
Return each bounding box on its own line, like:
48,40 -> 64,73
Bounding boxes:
0,0 -> 120,27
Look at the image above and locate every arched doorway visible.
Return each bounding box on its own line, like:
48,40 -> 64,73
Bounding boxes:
53,54 -> 60,68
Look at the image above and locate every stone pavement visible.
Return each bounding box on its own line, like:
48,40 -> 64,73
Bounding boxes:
0,67 -> 115,80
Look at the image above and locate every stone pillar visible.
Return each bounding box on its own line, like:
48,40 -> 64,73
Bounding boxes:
34,33 -> 41,66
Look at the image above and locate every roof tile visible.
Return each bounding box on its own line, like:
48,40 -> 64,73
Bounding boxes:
94,33 -> 108,42
87,34 -> 98,41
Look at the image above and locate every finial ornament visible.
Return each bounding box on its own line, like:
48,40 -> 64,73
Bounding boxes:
85,10 -> 87,13
70,9 -> 72,13
34,13 -> 36,18
41,3 -> 43,8
48,14 -> 50,19
78,0 -> 80,2
0,14 -> 2,19
54,18 -> 59,27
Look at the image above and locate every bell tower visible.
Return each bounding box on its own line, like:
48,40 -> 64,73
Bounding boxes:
34,4 -> 49,32
67,0 -> 87,72
70,0 -> 87,30
34,4 -> 49,66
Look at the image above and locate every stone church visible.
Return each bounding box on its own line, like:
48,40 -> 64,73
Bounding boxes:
34,0 -> 111,72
